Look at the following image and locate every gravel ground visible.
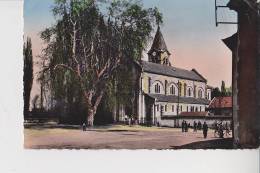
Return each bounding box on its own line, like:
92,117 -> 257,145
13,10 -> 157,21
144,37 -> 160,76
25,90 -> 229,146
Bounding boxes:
24,125 -> 233,149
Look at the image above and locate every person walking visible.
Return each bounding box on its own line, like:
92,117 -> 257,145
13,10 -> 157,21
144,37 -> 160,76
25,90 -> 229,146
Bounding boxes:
82,122 -> 86,131
219,122 -> 224,138
198,121 -> 202,130
193,121 -> 197,132
128,117 -> 132,126
213,121 -> 218,137
203,122 -> 208,138
181,120 -> 185,132
184,121 -> 188,132
225,122 -> 230,136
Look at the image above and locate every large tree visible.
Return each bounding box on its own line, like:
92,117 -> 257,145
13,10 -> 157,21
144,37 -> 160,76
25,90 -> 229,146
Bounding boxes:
221,80 -> 227,96
40,0 -> 162,126
23,37 -> 33,117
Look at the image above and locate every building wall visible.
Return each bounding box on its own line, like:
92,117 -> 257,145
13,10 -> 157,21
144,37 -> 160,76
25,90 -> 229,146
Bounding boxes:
137,71 -> 209,123
142,72 -> 207,98
159,118 -> 232,128
231,0 -> 259,147
154,102 -> 206,116
256,3 -> 260,145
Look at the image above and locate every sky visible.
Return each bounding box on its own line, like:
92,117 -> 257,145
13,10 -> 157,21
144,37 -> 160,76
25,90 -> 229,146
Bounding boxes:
24,0 -> 237,97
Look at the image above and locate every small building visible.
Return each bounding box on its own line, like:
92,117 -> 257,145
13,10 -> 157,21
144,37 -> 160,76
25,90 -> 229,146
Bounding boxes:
208,97 -> 232,116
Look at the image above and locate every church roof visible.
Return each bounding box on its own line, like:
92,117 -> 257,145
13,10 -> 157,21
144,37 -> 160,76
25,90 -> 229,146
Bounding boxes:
146,93 -> 210,105
141,60 -> 207,82
148,26 -> 170,54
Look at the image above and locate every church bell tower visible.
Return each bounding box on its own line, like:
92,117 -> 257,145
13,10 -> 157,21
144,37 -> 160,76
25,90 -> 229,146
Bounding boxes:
148,26 -> 171,66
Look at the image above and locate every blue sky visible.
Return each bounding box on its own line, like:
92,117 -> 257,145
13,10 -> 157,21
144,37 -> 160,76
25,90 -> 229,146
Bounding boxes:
24,0 -> 237,89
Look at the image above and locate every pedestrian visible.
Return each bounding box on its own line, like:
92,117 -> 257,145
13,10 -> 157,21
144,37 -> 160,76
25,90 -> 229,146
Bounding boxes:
82,122 -> 86,131
214,121 -> 218,137
193,121 -> 197,132
124,116 -> 128,125
202,122 -> 208,138
128,117 -> 132,126
219,122 -> 224,138
184,121 -> 188,132
198,121 -> 202,130
225,122 -> 230,136
181,120 -> 185,132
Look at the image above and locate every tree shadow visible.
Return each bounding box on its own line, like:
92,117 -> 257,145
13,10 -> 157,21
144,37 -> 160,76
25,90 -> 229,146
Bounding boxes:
171,138 -> 233,149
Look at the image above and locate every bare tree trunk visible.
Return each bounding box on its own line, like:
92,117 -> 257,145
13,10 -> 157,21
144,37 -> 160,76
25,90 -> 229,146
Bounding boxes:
87,108 -> 94,127
85,91 -> 104,127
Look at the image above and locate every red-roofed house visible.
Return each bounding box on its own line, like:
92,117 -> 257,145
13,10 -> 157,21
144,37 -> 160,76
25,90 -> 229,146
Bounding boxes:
208,97 -> 232,116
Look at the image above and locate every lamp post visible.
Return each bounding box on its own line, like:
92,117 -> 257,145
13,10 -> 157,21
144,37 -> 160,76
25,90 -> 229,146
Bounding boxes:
176,81 -> 180,128
177,80 -> 180,116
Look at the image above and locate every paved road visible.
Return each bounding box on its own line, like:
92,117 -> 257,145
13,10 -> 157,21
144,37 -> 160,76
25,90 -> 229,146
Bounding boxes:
24,125 -> 232,149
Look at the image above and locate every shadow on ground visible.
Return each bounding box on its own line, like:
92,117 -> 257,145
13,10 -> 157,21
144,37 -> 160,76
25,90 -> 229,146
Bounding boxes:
24,124 -> 143,132
171,138 -> 233,149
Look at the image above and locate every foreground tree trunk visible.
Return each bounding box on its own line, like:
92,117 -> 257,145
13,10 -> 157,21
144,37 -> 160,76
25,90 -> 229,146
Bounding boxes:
84,91 -> 104,127
87,108 -> 94,127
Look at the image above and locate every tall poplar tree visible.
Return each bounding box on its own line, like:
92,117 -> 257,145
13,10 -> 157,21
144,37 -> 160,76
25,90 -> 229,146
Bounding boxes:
23,37 -> 33,117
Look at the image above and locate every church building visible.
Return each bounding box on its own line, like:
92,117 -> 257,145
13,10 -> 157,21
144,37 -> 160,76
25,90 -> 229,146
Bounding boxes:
132,26 -> 212,127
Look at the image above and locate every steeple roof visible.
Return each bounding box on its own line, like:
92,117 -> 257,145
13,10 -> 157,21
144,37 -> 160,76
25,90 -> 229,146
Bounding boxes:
149,26 -> 170,54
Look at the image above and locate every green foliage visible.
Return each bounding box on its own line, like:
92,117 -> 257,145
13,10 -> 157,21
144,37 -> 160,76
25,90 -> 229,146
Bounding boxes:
221,80 -> 226,96
212,82 -> 232,99
23,37 -> 33,116
211,87 -> 221,98
39,0 -> 162,121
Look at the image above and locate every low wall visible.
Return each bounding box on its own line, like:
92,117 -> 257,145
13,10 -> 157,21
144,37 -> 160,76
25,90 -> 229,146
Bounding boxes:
159,116 -> 232,128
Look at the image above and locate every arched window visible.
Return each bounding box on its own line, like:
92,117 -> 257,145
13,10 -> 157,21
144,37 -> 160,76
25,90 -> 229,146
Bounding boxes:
188,88 -> 192,97
172,105 -> 175,112
195,107 -> 198,112
170,85 -> 176,95
198,89 -> 203,98
155,83 -> 161,93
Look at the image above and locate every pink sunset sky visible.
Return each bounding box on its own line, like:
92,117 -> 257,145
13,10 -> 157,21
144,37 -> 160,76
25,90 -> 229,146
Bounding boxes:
24,0 -> 237,97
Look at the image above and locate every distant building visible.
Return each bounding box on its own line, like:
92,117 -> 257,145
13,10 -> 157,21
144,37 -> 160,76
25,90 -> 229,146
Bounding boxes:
208,96 -> 232,116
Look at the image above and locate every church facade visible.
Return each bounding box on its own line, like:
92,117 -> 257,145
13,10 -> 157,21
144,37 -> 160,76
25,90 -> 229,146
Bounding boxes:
116,26 -> 212,127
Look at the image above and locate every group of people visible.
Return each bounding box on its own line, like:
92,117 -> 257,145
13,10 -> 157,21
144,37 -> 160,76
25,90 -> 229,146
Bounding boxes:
181,120 -> 190,132
181,120 -> 209,138
192,121 -> 203,132
124,116 -> 138,126
213,121 -> 231,138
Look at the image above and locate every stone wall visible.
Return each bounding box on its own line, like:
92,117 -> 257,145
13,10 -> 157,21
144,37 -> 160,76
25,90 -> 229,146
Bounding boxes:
159,116 -> 232,128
